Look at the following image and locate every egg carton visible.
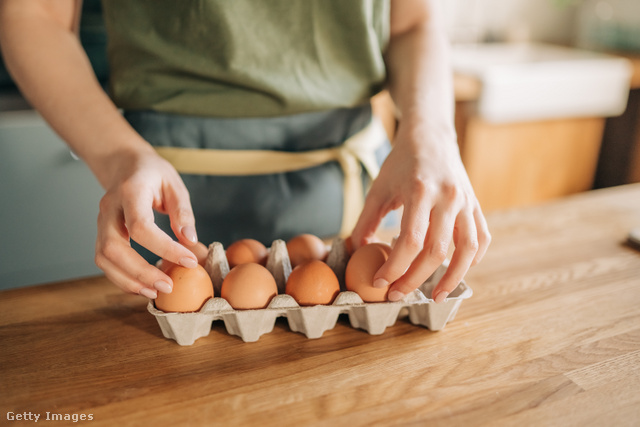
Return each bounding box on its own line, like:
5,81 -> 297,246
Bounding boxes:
148,238 -> 473,345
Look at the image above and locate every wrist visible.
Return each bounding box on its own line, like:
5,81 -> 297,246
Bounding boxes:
395,114 -> 458,149
82,134 -> 157,189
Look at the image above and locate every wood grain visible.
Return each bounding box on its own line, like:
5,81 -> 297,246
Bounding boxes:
2,184 -> 640,426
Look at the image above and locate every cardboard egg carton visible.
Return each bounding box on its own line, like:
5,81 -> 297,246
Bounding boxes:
148,238 -> 473,345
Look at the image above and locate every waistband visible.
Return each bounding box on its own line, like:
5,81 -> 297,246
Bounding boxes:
124,105 -> 374,151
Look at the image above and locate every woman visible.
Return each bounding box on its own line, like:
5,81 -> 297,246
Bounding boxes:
0,0 -> 490,303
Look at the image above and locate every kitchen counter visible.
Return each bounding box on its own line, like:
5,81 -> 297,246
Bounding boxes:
2,184 -> 640,426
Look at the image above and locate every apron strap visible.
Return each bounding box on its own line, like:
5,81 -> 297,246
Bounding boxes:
154,118 -> 387,237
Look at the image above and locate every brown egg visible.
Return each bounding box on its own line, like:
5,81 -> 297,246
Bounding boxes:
286,234 -> 328,268
344,236 -> 355,256
157,241 -> 208,271
345,243 -> 392,302
221,263 -> 278,309
285,260 -> 340,306
155,264 -> 214,312
190,242 -> 209,266
226,239 -> 268,268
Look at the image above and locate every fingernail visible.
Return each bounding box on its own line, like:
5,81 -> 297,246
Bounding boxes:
373,278 -> 389,289
179,257 -> 198,268
388,290 -> 405,302
181,225 -> 198,244
139,287 -> 157,299
365,235 -> 381,244
154,280 -> 172,294
434,290 -> 449,303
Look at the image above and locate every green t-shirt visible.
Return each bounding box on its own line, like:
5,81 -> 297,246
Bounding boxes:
101,0 -> 389,118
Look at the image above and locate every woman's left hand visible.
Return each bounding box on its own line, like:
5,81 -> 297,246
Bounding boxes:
350,119 -> 491,303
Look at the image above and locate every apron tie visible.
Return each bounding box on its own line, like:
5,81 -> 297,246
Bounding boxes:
154,118 -> 387,237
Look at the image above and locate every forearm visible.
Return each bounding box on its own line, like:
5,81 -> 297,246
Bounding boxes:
0,0 -> 154,189
385,0 -> 456,142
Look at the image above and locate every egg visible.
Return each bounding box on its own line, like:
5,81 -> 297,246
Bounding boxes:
221,263 -> 278,309
158,241 -> 209,270
345,243 -> 392,302
344,236 -> 355,256
191,242 -> 209,266
285,260 -> 340,306
226,239 -> 268,268
286,234 -> 328,268
155,264 -> 214,312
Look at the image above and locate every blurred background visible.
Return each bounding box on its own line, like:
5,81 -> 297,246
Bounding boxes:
1,0 -> 639,289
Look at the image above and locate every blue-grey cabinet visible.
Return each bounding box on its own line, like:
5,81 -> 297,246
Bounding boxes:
0,111 -> 103,289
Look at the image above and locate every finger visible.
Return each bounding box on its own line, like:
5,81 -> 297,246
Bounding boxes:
99,242 -> 174,294
472,205 -> 491,265
97,199 -> 174,294
351,187 -> 390,250
386,203 -> 454,301
431,210 -> 479,303
122,190 -> 198,268
98,193 -> 130,240
163,180 -> 198,246
99,256 -> 158,299
373,197 -> 431,292
387,227 -> 450,300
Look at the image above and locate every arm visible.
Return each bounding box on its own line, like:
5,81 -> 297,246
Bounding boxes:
351,0 -> 491,302
0,0 -> 199,297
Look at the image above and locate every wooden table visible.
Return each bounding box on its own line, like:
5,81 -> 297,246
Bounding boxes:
2,184 -> 640,426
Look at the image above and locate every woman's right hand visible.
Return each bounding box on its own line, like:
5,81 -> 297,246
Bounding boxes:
94,149 -> 200,299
